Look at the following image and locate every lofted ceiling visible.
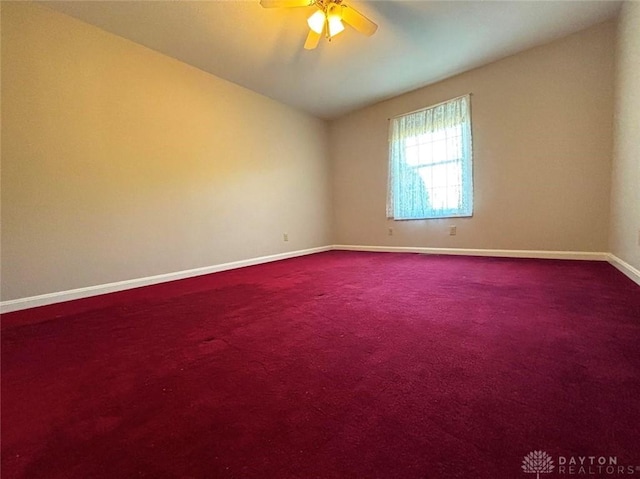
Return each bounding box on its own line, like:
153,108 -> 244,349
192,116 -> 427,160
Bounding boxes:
41,1 -> 622,120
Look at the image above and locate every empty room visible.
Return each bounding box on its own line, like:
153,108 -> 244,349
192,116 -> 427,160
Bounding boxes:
1,1 -> 639,478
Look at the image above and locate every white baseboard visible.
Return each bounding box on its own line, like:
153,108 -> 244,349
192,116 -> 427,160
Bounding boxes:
0,246 -> 331,314
332,244 -> 609,261
2,245 -> 631,315
607,253 -> 640,286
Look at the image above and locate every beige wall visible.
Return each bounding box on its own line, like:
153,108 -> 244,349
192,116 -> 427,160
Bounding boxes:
1,2 -> 332,301
610,1 -> 640,271
330,21 -> 615,252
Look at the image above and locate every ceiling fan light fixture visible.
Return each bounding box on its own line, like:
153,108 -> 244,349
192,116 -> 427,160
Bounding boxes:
261,0 -> 377,49
307,9 -> 325,34
327,11 -> 344,38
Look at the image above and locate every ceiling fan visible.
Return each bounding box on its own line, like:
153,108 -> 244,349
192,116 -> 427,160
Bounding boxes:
260,0 -> 378,50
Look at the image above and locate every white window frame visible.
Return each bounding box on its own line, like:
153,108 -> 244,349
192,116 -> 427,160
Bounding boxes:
387,94 -> 474,220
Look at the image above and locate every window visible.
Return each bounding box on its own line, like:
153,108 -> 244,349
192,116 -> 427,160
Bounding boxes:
387,94 -> 473,220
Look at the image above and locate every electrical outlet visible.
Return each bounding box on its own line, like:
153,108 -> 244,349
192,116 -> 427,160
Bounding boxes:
449,225 -> 457,236
283,233 -> 288,242
388,227 -> 393,236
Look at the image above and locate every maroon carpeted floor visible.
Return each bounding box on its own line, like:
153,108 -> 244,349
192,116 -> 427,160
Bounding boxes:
2,251 -> 640,479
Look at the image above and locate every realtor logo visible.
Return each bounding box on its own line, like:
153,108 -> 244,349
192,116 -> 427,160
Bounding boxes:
522,451 -> 555,479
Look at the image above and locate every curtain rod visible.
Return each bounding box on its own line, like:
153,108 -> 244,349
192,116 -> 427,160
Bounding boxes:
388,93 -> 472,121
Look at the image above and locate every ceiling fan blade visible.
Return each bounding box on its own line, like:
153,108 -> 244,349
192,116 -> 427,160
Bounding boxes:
304,29 -> 322,50
340,4 -> 378,36
260,0 -> 313,8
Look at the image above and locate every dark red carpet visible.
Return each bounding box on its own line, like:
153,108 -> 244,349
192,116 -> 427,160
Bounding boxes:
2,251 -> 640,479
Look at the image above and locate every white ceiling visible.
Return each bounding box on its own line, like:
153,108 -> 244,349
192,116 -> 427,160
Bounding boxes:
42,1 -> 622,120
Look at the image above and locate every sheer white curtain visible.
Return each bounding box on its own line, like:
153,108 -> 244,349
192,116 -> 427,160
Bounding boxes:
387,94 -> 473,220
